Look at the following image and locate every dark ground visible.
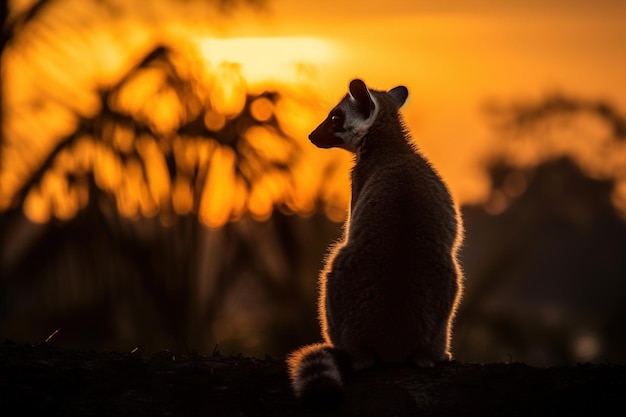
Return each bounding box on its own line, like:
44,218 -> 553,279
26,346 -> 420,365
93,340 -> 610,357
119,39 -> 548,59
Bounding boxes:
1,340 -> 625,417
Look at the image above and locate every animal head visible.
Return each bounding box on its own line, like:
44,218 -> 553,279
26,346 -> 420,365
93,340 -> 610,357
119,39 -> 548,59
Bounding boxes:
309,79 -> 408,152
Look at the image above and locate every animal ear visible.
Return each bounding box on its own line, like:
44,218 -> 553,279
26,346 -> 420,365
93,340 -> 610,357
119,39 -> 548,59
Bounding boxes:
388,86 -> 408,108
349,79 -> 375,119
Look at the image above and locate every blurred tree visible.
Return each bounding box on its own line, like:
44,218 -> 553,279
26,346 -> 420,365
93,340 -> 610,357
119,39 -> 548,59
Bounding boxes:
483,93 -> 626,216
0,0 -> 337,355
454,96 -> 626,365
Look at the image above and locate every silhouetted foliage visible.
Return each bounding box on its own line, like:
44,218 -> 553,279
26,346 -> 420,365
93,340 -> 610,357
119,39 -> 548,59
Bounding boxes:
3,0 -> 626,369
454,97 -> 626,365
486,93 -> 626,141
457,158 -> 626,365
0,0 -> 326,355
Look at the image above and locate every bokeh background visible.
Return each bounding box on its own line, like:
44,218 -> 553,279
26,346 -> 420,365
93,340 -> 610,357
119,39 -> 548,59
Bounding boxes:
2,0 -> 626,366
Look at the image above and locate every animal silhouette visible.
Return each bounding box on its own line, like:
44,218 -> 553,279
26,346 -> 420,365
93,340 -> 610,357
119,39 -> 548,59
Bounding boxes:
287,79 -> 464,409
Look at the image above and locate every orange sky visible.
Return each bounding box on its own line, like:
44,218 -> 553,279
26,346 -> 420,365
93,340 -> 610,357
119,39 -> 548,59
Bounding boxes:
227,0 -> 626,204
3,0 -> 626,224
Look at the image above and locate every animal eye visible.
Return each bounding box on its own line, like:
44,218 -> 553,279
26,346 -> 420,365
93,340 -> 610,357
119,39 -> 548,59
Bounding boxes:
330,111 -> 344,130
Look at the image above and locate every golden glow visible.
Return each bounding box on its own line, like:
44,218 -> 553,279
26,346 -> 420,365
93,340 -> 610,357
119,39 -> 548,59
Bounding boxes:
250,97 -> 274,122
119,157 -> 159,218
204,110 -> 227,132
172,176 -> 194,215
210,63 -> 247,117
23,187 -> 50,224
114,68 -> 184,134
2,0 -> 626,227
197,37 -> 335,86
199,145 -> 238,228
2,21 -> 340,227
244,126 -> 292,165
94,144 -> 123,192
136,136 -> 172,208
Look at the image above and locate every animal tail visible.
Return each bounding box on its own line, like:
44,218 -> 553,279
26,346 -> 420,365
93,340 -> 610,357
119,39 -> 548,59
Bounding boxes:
287,343 -> 349,410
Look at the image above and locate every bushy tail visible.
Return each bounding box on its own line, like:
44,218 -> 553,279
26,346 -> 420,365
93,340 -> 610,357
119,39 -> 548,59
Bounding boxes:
287,343 -> 349,410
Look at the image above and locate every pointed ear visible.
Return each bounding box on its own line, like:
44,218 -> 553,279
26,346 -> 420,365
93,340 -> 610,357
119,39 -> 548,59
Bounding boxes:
388,86 -> 408,108
349,79 -> 375,118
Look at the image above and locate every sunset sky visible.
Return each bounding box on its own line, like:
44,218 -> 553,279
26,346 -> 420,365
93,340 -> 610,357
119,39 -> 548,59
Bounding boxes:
3,0 -> 626,362
254,0 -> 626,202
3,0 -> 626,224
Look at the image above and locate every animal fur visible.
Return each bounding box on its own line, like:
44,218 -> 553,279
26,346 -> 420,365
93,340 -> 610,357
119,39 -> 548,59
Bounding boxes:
287,79 -> 464,409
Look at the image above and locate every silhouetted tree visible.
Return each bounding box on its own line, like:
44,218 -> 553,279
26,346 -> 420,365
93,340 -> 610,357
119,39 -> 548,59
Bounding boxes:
0,0 -> 330,355
454,96 -> 626,365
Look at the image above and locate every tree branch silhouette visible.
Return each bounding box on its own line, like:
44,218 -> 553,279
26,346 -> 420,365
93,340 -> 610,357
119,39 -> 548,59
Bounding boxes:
0,0 -> 320,355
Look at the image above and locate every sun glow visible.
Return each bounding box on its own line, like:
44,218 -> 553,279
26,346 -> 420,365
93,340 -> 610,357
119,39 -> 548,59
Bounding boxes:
196,37 -> 335,86
4,0 -> 626,229
1,23 -> 347,228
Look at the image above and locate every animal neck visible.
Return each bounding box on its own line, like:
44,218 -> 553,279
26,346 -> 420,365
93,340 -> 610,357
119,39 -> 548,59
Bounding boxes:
356,123 -> 412,160
350,121 -> 413,207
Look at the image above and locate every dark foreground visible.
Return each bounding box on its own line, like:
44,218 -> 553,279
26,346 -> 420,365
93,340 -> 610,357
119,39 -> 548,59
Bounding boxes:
1,341 -> 625,417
